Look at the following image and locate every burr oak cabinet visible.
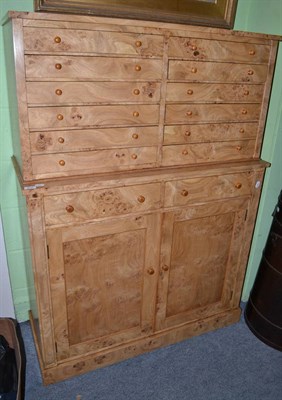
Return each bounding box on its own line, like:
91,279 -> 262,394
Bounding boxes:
3,10 -> 280,383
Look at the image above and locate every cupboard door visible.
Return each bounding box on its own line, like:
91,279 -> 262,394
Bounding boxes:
156,198 -> 248,331
47,214 -> 160,360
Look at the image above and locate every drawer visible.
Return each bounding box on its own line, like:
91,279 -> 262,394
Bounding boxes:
31,147 -> 158,177
164,123 -> 258,145
44,183 -> 162,225
168,60 -> 268,83
165,104 -> 261,124
28,105 -> 159,130
26,81 -> 161,105
166,83 -> 264,103
30,127 -> 159,154
24,27 -> 164,57
164,173 -> 252,207
25,56 -> 163,80
162,140 -> 256,166
168,37 -> 270,64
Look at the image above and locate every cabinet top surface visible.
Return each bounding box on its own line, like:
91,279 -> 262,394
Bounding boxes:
4,10 -> 282,42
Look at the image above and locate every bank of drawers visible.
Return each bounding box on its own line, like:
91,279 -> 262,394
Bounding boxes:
21,22 -> 273,179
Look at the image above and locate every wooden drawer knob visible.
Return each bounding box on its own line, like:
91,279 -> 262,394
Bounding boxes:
187,89 -> 193,95
247,70 -> 254,75
235,183 -> 242,189
132,133 -> 139,139
185,131 -> 191,137
147,267 -> 155,275
162,265 -> 169,272
55,63 -> 62,70
244,90 -> 249,96
133,89 -> 140,95
191,45 -> 197,51
191,67 -> 197,73
133,111 -> 139,117
186,111 -> 193,116
249,50 -> 256,55
239,128 -> 245,133
135,40 -> 142,47
137,195 -> 145,203
182,149 -> 188,155
135,65 -> 142,71
59,160 -> 65,166
58,137 -> 65,143
131,153 -> 138,160
55,89 -> 63,96
66,205 -> 74,213
57,114 -> 64,121
181,189 -> 189,197
236,145 -> 242,151
241,109 -> 248,115
54,36 -> 61,43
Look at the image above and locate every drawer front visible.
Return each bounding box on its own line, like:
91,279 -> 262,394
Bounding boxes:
30,127 -> 159,153
28,105 -> 159,129
24,27 -> 164,57
166,83 -> 264,103
164,173 -> 252,207
164,123 -> 258,145
165,104 -> 261,124
168,37 -> 270,63
162,140 -> 256,166
26,81 -> 161,105
32,147 -> 158,176
168,60 -> 268,83
44,183 -> 162,225
25,56 -> 163,80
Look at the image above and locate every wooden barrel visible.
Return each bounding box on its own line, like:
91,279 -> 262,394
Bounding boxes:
245,190 -> 282,351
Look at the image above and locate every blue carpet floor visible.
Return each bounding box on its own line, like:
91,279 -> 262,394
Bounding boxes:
21,308 -> 282,400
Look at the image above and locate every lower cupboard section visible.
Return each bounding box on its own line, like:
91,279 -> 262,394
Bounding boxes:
30,308 -> 241,385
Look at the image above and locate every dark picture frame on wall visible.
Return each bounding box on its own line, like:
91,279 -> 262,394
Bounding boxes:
34,0 -> 238,29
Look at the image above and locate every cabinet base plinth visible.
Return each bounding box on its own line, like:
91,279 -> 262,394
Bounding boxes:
31,308 -> 241,385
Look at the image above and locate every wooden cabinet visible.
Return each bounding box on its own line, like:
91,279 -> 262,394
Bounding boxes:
3,10 -> 280,384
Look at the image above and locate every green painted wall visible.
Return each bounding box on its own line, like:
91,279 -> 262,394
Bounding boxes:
0,0 -> 281,321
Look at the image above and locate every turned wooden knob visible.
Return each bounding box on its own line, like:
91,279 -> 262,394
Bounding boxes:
191,45 -> 197,51
55,63 -> 62,70
244,90 -> 249,96
133,111 -> 139,117
132,133 -> 139,139
182,149 -> 188,155
239,128 -> 245,133
185,131 -> 191,137
58,137 -> 65,143
137,195 -> 145,203
59,159 -> 65,166
181,189 -> 189,197
135,65 -> 142,71
147,267 -> 155,275
241,109 -> 248,115
133,89 -> 140,95
187,89 -> 193,95
249,50 -> 255,55
131,153 -> 138,160
236,145 -> 242,151
247,70 -> 254,75
66,205 -> 74,213
162,265 -> 169,272
235,182 -> 242,189
135,40 -> 142,47
191,67 -> 197,73
54,36 -> 61,43
186,111 -> 193,116
57,114 -> 64,120
55,89 -> 62,96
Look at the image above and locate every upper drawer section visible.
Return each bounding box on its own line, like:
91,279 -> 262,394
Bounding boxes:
23,27 -> 164,57
168,60 -> 268,83
25,56 -> 163,80
168,37 -> 270,64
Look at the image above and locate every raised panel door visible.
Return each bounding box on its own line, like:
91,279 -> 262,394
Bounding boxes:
47,213 -> 160,360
